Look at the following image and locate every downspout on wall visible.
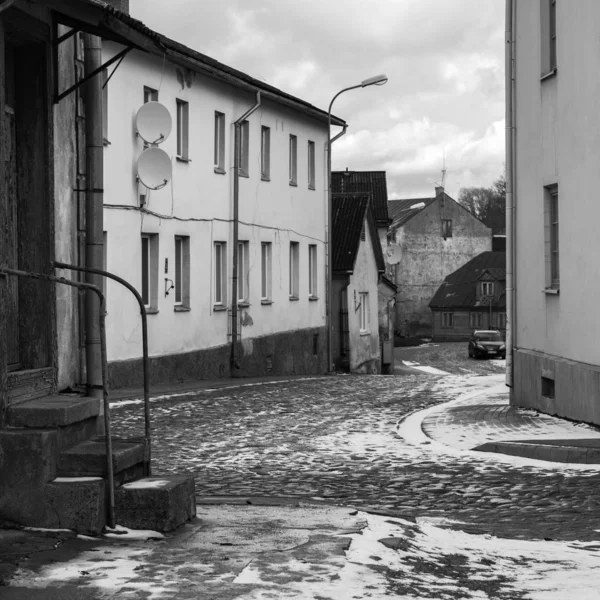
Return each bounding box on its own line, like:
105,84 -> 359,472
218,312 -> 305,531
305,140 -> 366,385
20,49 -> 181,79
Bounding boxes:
231,91 -> 260,374
83,33 -> 104,401
505,0 -> 515,388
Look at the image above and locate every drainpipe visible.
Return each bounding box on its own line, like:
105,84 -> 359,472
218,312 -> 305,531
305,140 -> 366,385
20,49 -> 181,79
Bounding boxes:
231,91 -> 261,373
505,0 -> 515,388
83,34 -> 104,403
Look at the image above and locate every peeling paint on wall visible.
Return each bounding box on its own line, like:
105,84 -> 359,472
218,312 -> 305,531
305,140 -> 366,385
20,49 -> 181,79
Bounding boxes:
240,311 -> 254,328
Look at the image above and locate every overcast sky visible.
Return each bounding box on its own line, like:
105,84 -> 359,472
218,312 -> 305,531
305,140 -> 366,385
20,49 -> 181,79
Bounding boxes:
131,0 -> 505,200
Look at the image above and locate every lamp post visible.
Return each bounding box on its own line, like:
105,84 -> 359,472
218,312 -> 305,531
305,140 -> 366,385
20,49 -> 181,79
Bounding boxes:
326,74 -> 388,372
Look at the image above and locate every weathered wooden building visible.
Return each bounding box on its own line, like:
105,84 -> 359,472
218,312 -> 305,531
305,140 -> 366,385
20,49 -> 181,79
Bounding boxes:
429,252 -> 506,341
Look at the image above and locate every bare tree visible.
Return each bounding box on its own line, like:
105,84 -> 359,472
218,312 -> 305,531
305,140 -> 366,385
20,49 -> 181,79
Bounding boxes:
458,174 -> 506,235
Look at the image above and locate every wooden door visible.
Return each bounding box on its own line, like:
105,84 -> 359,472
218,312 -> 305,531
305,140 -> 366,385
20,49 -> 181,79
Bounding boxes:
4,92 -> 19,370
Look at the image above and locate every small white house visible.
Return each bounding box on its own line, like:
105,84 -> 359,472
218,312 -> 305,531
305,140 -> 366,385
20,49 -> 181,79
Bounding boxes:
101,31 -> 343,386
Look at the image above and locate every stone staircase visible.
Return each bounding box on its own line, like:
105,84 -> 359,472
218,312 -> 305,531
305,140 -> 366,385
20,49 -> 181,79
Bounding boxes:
0,394 -> 195,535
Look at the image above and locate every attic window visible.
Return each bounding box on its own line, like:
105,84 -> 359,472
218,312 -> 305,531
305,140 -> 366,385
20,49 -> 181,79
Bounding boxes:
442,219 -> 452,238
360,223 -> 366,241
482,281 -> 494,296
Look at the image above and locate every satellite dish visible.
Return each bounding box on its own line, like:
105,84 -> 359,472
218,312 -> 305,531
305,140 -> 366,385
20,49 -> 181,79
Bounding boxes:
135,101 -> 172,145
386,245 -> 402,265
137,147 -> 172,190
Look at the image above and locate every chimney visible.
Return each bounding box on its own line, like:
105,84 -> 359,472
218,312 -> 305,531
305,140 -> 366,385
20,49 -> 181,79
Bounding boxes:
103,0 -> 130,14
435,186 -> 444,196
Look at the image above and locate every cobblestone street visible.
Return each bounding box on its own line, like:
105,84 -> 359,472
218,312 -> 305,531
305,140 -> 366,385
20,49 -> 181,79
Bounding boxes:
111,346 -> 600,544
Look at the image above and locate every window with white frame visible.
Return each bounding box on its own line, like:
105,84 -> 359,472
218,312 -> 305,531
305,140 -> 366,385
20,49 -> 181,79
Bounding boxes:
442,312 -> 454,328
289,134 -> 297,186
289,241 -> 299,299
261,242 -> 272,302
469,312 -> 483,328
214,111 -> 225,173
481,281 -> 494,297
144,86 -> 158,103
174,235 -> 190,308
237,241 -> 249,303
541,0 -> 557,77
176,99 -> 189,159
261,126 -> 270,181
141,233 -> 159,311
240,120 -> 249,177
213,241 -> 227,307
359,292 -> 369,333
308,245 -> 317,298
308,140 -> 315,190
544,184 -> 559,290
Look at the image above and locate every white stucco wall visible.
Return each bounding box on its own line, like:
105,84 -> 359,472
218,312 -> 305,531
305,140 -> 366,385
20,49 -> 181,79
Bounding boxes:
102,42 -> 328,362
514,0 -> 600,366
346,222 -> 381,373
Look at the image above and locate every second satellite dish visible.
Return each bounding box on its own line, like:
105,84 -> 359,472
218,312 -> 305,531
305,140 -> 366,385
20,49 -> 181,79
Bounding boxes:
137,147 -> 172,190
136,101 -> 172,145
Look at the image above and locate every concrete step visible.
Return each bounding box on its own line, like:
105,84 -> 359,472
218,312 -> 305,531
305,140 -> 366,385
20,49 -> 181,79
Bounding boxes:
44,477 -> 107,535
114,475 -> 196,532
7,395 -> 100,428
57,437 -> 148,485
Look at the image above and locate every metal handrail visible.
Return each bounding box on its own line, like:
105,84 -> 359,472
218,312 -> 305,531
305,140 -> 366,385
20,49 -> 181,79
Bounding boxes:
53,261 -> 152,476
0,267 -> 116,528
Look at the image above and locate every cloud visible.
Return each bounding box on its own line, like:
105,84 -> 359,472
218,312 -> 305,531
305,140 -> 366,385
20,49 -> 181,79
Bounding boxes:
130,0 -> 506,197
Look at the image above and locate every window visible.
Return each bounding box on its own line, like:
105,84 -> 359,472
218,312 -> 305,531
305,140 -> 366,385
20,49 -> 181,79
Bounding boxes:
442,312 -> 454,328
308,245 -> 317,298
498,312 -> 507,329
176,99 -> 189,159
481,281 -> 494,296
541,376 -> 555,399
261,126 -> 270,181
308,140 -> 315,189
359,292 -> 369,333
360,223 -> 366,242
214,241 -> 227,306
469,312 -> 483,328
144,86 -> 158,103
541,0 -> 557,76
261,242 -> 272,302
237,241 -> 249,303
141,233 -> 159,311
289,134 -> 297,186
442,219 -> 452,238
214,112 -> 225,173
240,120 -> 249,177
548,186 -> 559,289
289,241 -> 299,299
174,236 -> 190,308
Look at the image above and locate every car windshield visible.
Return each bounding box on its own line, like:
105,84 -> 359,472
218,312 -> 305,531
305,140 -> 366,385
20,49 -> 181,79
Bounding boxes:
475,332 -> 502,342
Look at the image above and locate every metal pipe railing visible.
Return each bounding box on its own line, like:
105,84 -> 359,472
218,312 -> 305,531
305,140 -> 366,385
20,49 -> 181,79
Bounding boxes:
0,267 -> 116,528
53,261 -> 151,476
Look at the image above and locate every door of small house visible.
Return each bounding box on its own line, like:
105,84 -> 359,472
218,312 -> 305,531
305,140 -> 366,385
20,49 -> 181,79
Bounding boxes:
4,44 -> 19,370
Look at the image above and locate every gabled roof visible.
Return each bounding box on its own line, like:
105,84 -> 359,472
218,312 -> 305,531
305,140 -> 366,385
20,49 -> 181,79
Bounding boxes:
332,195 -> 385,274
387,196 -> 437,228
331,171 -> 391,226
48,0 -> 345,127
429,252 -> 506,309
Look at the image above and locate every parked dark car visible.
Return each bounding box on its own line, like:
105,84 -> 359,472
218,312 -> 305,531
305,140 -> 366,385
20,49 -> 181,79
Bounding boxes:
468,330 -> 506,359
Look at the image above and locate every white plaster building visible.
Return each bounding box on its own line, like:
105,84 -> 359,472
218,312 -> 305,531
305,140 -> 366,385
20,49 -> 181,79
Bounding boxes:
101,34 -> 342,386
509,0 -> 600,425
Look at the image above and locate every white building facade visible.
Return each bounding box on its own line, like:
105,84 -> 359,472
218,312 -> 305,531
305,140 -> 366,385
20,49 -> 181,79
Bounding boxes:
510,0 -> 600,424
102,39 -> 338,386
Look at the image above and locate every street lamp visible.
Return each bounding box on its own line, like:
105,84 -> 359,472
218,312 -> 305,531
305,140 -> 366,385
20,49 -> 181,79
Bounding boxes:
326,74 -> 388,372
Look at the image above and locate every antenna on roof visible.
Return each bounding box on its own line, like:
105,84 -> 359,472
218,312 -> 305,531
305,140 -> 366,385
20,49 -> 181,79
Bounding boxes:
441,149 -> 446,191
